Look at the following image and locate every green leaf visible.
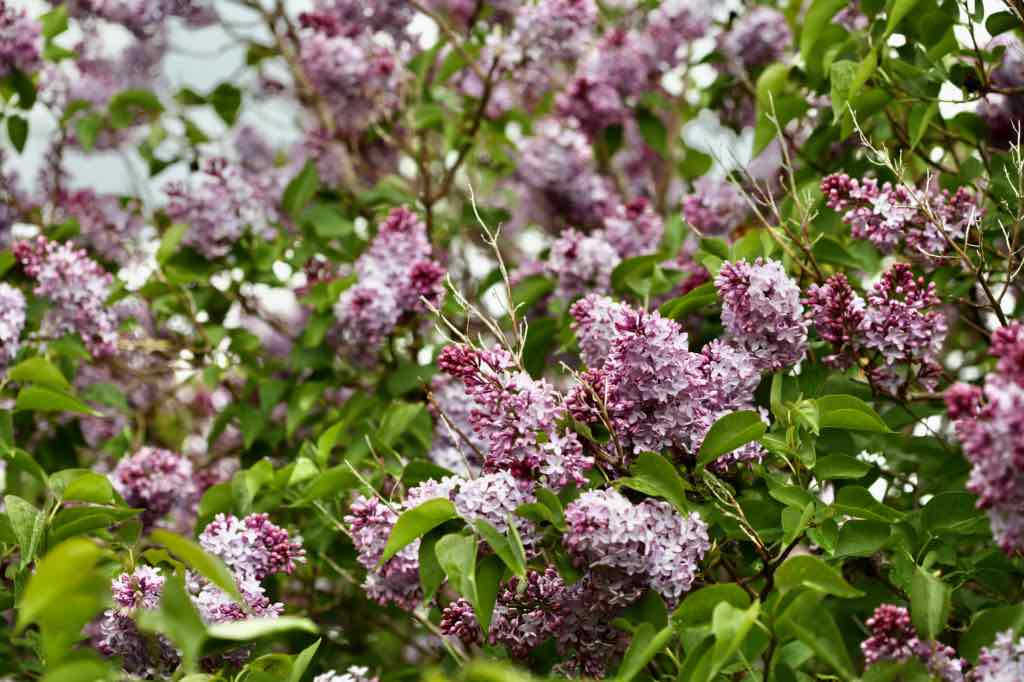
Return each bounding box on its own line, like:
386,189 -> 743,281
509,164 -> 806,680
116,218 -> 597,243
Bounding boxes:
611,254 -> 660,297
777,591 -> 855,680
986,11 -> 1018,36
15,385 -> 100,416
151,529 -> 243,605
418,529 -> 447,604
961,605 -> 1024,661
829,60 -> 858,124
833,485 -> 903,522
618,623 -> 676,682
697,411 -> 766,469
39,6 -> 69,39
835,520 -> 891,557
775,555 -> 864,598
137,573 -> 206,671
886,0 -> 924,33
672,584 -> 751,628
435,532 -> 478,605
75,114 -> 101,152
208,616 -> 318,640
157,223 -> 188,264
62,472 -> 117,505
800,0 -> 850,62
473,520 -> 526,578
813,454 -> 871,479
377,402 -> 425,448
209,83 -> 242,126
16,538 -> 102,631
108,89 -> 163,128
474,554 -> 504,636
625,452 -> 692,514
289,638 -> 322,682
922,492 -> 987,534
658,282 -> 717,321
635,107 -> 667,157
6,357 -> 70,391
910,565 -> 950,640
908,102 -> 938,150
5,495 -> 44,569
709,601 -> 761,676
817,395 -> 889,432
382,498 -> 458,563
510,274 -> 554,310
282,161 -> 320,219
7,115 -> 28,153
0,409 -> 12,454
39,659 -> 113,682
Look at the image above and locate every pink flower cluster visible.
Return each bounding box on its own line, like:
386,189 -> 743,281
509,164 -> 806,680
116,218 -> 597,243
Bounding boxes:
946,323 -> 1024,553
0,0 -> 41,77
93,566 -> 179,677
568,295 -> 764,469
110,447 -> 197,529
716,258 -> 808,372
717,8 -> 793,73
438,344 -> 591,488
0,283 -> 25,370
67,0 -> 215,37
427,375 -> 488,475
681,177 -> 750,236
13,236 -> 118,357
973,630 -> 1024,681
333,207 -> 445,365
821,173 -> 982,261
62,189 -> 146,265
860,604 -> 965,682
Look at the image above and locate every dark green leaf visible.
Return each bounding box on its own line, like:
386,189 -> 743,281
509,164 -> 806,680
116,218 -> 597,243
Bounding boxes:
910,565 -> 950,640
775,555 -> 864,598
382,498 -> 458,563
697,411 -> 766,469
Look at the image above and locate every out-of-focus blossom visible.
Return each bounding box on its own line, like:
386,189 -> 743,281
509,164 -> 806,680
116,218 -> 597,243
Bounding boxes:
0,283 -> 25,371
681,177 -> 749,236
718,8 -> 792,73
0,0 -> 41,77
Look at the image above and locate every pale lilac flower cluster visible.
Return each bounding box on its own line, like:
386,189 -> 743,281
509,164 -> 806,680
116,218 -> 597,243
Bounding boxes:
452,471 -> 536,542
67,0 -> 215,36
333,207 -> 445,365
165,158 -> 270,259
973,630 -> 1024,681
428,375 -> 487,475
602,198 -> 664,258
821,173 -> 983,260
646,0 -> 710,67
547,228 -> 619,298
718,8 -> 792,73
563,489 -> 709,605
860,604 -> 965,682
834,0 -> 869,31
0,283 -> 25,371
568,298 -> 765,468
947,323 -> 1024,553
111,447 -> 196,529
94,566 -> 179,677
804,273 -> 867,368
438,344 -> 591,487
716,258 -> 808,372
13,236 -> 118,357
314,665 -> 379,682
978,35 -> 1024,149
307,0 -> 413,40
681,177 -> 749,236
299,13 -> 406,135
0,0 -> 41,77
62,189 -> 146,265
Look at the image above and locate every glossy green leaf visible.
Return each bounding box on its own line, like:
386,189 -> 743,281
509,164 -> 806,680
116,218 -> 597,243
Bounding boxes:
382,498 -> 458,563
697,411 -> 766,469
775,555 -> 864,598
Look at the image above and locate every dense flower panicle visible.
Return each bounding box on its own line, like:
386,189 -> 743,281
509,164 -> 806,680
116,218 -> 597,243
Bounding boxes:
547,228 -> 619,298
199,513 -> 305,581
0,283 -> 25,370
189,571 -> 284,624
991,323 -> 1024,383
111,447 -> 196,527
804,273 -> 866,368
62,189 -> 146,265
603,198 -> 664,258
453,471 -> 536,535
0,0 -> 42,77
428,375 -> 488,475
646,0 -> 711,67
508,0 -> 597,65
859,263 -> 946,390
314,666 -> 380,682
570,294 -> 630,369
860,604 -> 965,682
111,566 -> 165,611
718,8 -> 792,73
973,630 -> 1024,681
345,495 -> 423,609
557,74 -> 629,134
716,258 -> 808,372
440,597 -> 482,647
308,0 -> 412,39
564,489 -> 709,604
681,177 -> 749,236
14,236 -> 118,357
490,567 -> 568,657
95,567 -> 179,676
438,344 -> 592,487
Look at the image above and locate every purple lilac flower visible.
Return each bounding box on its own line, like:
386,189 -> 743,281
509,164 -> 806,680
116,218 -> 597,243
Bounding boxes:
199,513 -> 305,581
438,344 -> 592,488
859,263 -> 947,392
94,567 -> 180,677
13,236 -> 118,357
718,8 -> 792,73
0,0 -> 41,77
833,0 -> 869,31
306,0 -> 413,40
973,630 -> 1024,681
570,294 -> 630,369
646,0 -> 711,67
860,604 -> 965,682
716,258 -> 808,372
490,568 -> 567,657
111,447 -> 196,528
547,228 -> 619,299
564,489 -> 709,605
0,283 -> 25,371
681,177 -> 749,236
603,198 -> 664,258
988,34 -> 1024,89
165,158 -> 270,259
428,375 -> 488,475
452,471 -> 536,544
314,666 -> 380,682
62,189 -> 146,265
978,94 -> 1024,149
804,273 -> 866,368
557,74 -> 629,134
188,571 -> 284,624
333,207 -> 444,365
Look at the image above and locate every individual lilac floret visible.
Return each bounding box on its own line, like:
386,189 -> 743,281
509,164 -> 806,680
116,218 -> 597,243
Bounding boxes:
547,228 -> 619,299
314,665 -> 380,682
718,7 -> 792,73
682,177 -> 749,236
859,263 -> 947,392
570,294 -> 630,369
0,283 -> 25,370
716,258 -> 808,372
334,207 -> 445,365
62,189 -> 146,265
804,273 -> 866,368
199,513 -> 305,581
603,198 -> 664,258
165,158 -> 271,259
13,236 -> 118,357
0,0 -> 42,78
564,489 -> 709,605
428,374 -> 488,475
973,630 -> 1024,681
111,447 -> 196,529
438,344 -> 592,488
94,567 -> 179,677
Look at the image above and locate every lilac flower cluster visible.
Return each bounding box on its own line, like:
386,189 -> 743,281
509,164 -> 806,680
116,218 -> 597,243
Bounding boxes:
821,173 -> 983,260
946,323 -> 1024,553
977,35 -> 1024,149
0,283 -> 25,371
0,0 -> 41,77
568,296 -> 764,469
452,471 -> 536,540
681,177 -> 750,236
110,447 -> 196,529
13,236 -> 118,357
165,158 -> 270,259
803,273 -> 865,367
333,207 -> 445,365
718,8 -> 792,74
427,375 -> 488,475
716,258 -> 808,372
973,630 -> 1024,681
438,344 -> 591,487
299,12 -> 406,135
307,0 -> 413,40
67,0 -> 215,37
93,567 -> 179,678
563,489 -> 709,605
62,189 -> 146,265
860,604 -> 965,682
